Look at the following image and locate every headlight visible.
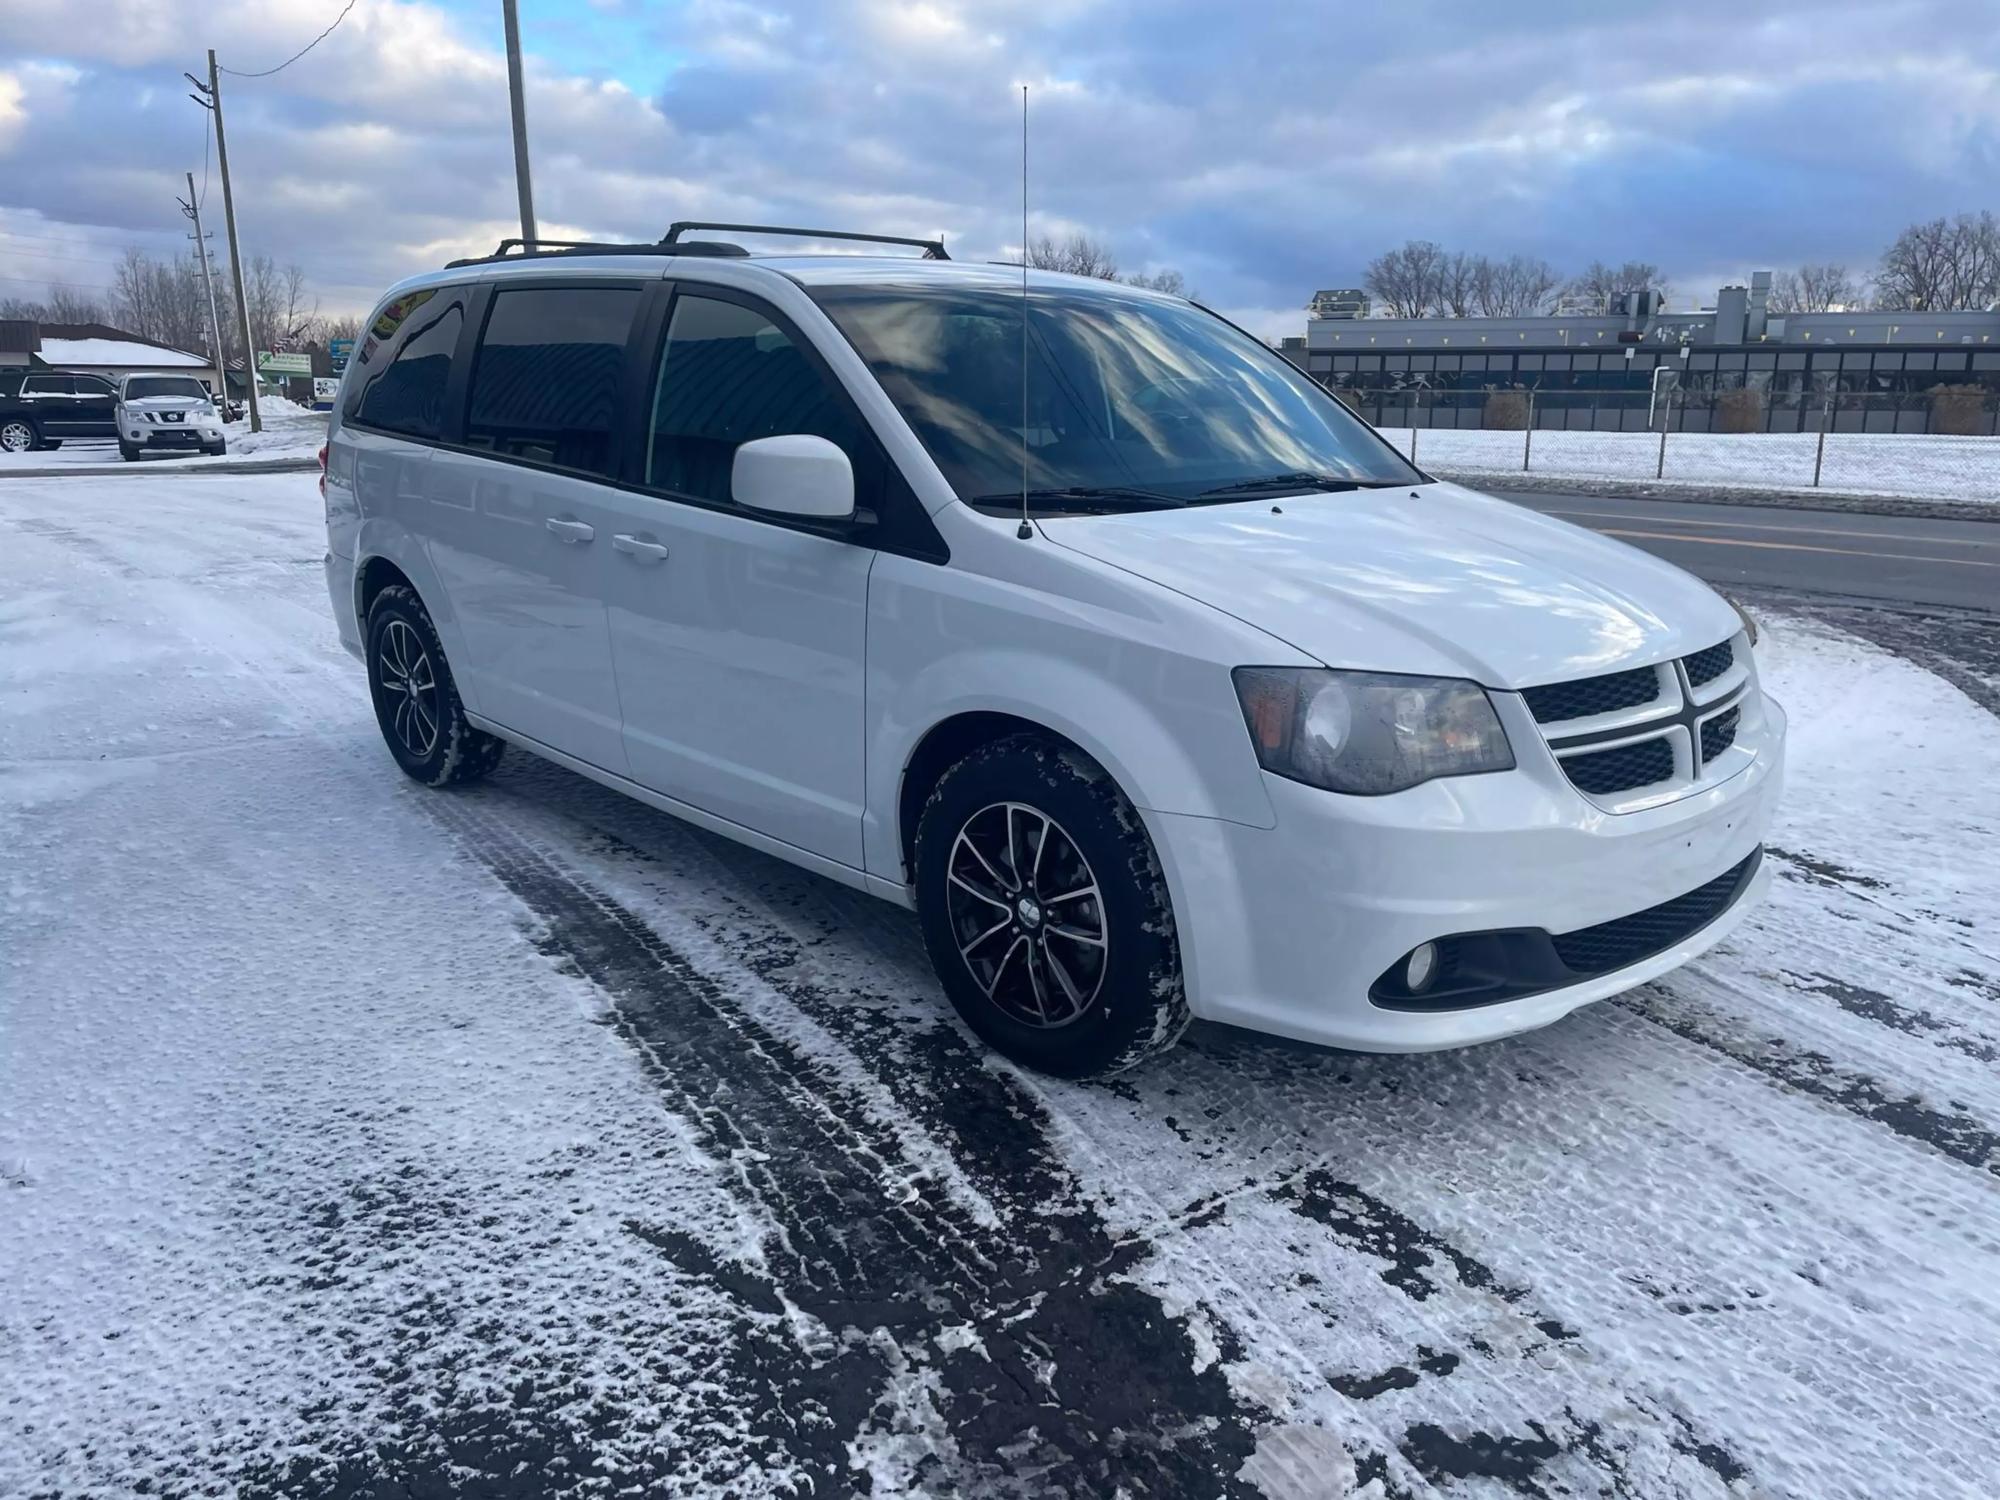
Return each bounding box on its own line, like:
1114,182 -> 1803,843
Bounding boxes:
1233,667 -> 1514,795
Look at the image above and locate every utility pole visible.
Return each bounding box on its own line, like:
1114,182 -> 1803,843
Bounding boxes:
186,51 -> 261,433
177,172 -> 230,412
502,0 -> 537,249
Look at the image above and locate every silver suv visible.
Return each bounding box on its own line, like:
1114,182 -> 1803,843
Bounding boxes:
117,374 -> 227,460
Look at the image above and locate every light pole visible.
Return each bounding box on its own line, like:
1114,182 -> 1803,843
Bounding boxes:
502,0 -> 537,249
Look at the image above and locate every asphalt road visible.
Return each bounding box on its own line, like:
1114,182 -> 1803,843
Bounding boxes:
1493,489 -> 1998,611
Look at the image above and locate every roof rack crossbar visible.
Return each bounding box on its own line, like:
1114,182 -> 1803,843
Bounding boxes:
444,237 -> 748,269
663,221 -> 949,260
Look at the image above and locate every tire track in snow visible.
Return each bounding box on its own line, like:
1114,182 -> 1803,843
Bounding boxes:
1620,982 -> 2000,1177
427,791 -> 1276,1498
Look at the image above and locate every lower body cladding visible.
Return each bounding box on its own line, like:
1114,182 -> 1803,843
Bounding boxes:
1146,698 -> 1785,1052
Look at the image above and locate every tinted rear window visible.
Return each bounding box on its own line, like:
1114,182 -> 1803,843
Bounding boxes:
345,287 -> 468,440
464,284 -> 640,478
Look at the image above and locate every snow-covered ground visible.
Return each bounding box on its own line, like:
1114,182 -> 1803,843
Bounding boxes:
1378,425 -> 2000,503
3,472 -> 1998,1498
0,402 -> 325,472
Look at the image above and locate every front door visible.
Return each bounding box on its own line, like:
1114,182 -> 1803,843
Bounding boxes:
71,375 -> 118,436
420,280 -> 645,774
602,286 -> 876,868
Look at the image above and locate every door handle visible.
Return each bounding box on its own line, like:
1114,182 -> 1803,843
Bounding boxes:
545,517 -> 595,543
612,534 -> 670,563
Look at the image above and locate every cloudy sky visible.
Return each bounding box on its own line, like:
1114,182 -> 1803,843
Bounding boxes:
1,0 -> 1996,336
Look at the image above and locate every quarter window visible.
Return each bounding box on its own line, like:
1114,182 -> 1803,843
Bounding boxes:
646,294 -> 871,507
464,285 -> 640,478
348,288 -> 467,440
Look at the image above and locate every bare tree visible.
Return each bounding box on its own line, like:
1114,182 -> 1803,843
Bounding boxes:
1769,263 -> 1859,313
1472,254 -> 1563,316
1873,212 -> 2000,310
1124,268 -> 1189,296
1026,232 -> 1119,280
1436,251 -> 1479,317
1564,260 -> 1670,313
1363,239 -> 1449,318
3,284 -> 114,325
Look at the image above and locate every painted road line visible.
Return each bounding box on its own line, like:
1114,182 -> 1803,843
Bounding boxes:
1595,528 -> 2000,569
1542,508 -> 1997,551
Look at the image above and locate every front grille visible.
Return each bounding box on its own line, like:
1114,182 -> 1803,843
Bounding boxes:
1523,665 -> 1658,724
1700,706 -> 1740,763
1552,848 -> 1761,974
1560,737 -> 1675,795
1684,639 -> 1734,687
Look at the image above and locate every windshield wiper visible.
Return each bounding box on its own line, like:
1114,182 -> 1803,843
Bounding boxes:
1195,472 -> 1400,498
971,484 -> 1187,514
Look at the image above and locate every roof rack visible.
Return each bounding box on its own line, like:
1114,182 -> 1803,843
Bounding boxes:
663,221 -> 950,260
444,237 -> 749,269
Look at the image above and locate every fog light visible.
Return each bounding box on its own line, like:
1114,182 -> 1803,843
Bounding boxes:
1405,941 -> 1439,992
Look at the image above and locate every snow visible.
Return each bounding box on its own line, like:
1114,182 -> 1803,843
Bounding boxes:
0,405 -> 325,471
37,337 -> 208,368
3,469 -> 1998,1497
1379,425 -> 2000,503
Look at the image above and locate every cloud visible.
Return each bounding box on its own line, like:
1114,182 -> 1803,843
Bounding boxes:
0,0 -> 1996,327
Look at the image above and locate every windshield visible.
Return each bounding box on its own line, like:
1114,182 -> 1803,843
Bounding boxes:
810,281 -> 1420,512
124,377 -> 209,402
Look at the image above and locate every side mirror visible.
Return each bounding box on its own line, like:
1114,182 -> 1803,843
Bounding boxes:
732,434 -> 854,520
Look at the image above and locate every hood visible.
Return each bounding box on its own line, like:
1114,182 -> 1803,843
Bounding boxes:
121,396 -> 213,413
1040,481 -> 1739,689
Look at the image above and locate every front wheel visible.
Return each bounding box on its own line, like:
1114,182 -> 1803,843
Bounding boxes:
118,442 -> 140,462
204,439 -> 226,456
914,735 -> 1188,1078
364,583 -> 505,787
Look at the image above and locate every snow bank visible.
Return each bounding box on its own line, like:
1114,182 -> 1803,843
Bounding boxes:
1381,425 -> 2000,503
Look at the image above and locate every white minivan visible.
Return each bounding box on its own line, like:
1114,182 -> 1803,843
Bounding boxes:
324,223 -> 1783,1077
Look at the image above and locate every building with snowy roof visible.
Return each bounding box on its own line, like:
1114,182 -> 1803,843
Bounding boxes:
0,320 -> 219,392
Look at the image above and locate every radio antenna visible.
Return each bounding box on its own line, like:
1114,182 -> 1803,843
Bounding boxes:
1016,83 -> 1032,541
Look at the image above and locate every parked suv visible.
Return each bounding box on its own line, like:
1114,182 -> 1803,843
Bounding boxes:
116,374 -> 227,459
324,223 -> 1784,1077
0,369 -> 120,451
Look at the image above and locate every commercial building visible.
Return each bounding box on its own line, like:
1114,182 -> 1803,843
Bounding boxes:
1301,272 -> 2000,433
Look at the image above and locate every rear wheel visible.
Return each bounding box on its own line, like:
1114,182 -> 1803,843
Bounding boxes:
365,583 -> 505,787
914,735 -> 1188,1077
0,419 -> 37,453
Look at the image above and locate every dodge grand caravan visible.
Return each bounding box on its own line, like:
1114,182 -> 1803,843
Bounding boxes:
324,222 -> 1784,1077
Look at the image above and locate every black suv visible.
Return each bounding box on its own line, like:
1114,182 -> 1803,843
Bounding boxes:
0,370 -> 120,452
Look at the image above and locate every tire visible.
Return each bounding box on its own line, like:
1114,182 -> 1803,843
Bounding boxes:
205,439 -> 226,456
914,734 -> 1188,1078
119,442 -> 140,462
0,419 -> 38,454
364,583 -> 505,787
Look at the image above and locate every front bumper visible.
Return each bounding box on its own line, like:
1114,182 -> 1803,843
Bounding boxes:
1146,695 -> 1785,1052
123,424 -> 223,449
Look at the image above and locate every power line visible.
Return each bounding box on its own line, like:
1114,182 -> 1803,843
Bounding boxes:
218,0 -> 357,78
0,273 -> 117,293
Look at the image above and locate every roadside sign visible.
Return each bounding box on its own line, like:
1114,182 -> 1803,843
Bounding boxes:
328,338 -> 353,373
313,377 -> 341,403
257,351 -> 313,375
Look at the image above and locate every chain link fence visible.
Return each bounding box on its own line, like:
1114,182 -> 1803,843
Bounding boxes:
1343,387 -> 2000,501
